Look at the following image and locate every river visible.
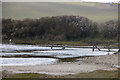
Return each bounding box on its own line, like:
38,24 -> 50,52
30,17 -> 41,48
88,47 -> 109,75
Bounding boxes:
0,44 -> 118,66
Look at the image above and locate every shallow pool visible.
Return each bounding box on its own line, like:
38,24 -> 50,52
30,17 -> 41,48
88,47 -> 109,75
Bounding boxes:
1,58 -> 58,66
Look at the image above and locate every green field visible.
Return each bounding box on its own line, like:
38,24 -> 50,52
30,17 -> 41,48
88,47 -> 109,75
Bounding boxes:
3,37 -> 118,47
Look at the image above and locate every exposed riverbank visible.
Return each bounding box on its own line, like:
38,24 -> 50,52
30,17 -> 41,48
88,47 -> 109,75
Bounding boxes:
83,53 -> 119,68
2,53 -> 119,78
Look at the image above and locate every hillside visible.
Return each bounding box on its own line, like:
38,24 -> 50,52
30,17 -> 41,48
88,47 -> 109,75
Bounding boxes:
2,2 -> 118,23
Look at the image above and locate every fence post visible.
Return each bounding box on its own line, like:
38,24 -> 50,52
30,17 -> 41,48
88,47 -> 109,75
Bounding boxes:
92,45 -> 94,52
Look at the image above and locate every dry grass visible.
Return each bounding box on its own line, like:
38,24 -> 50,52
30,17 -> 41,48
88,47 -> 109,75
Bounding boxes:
3,70 -> 118,78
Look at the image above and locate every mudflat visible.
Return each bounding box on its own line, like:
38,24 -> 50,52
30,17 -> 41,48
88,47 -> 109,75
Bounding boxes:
2,53 -> 119,75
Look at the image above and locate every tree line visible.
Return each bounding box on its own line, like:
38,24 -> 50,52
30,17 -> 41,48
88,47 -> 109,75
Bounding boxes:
2,16 -> 118,41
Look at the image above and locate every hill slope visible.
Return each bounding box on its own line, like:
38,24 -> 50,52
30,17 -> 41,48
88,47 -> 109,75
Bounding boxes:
2,2 -> 118,23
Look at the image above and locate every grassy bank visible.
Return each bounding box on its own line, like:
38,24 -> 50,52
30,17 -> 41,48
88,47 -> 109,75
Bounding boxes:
3,39 -> 89,46
3,38 -> 118,46
3,70 -> 118,78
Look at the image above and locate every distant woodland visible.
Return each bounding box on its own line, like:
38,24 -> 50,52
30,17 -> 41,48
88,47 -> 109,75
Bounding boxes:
2,16 -> 118,41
